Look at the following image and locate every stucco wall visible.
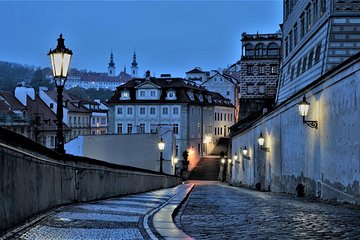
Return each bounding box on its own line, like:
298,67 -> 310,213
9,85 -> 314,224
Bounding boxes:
231,56 -> 360,204
0,138 -> 180,231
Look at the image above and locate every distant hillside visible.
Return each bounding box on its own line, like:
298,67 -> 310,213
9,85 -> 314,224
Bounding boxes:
0,61 -> 39,91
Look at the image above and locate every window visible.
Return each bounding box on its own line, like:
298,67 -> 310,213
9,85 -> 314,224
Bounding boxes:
122,91 -> 129,99
150,91 -> 156,97
294,23 -> 298,46
297,60 -> 302,76
74,116 -> 77,124
197,144 -> 200,155
320,0 -> 326,16
139,123 -> 145,133
140,90 -> 145,97
308,49 -> 314,69
290,66 -> 295,81
258,65 -> 265,75
173,124 -> 179,134
127,107 -> 133,115
140,107 -> 145,115
226,91 -> 230,96
176,145 -> 179,156
117,123 -> 122,134
224,114 -> 227,121
300,14 -> 305,37
306,5 -> 312,32
150,107 -> 156,115
259,84 -> 266,94
173,107 -> 179,115
50,103 -> 54,109
101,118 -> 106,124
162,107 -> 168,115
78,117 -> 81,125
313,0 -> 319,22
69,116 -> 72,125
315,43 -> 321,63
289,31 -> 293,52
220,113 -> 223,121
169,92 -> 174,98
244,44 -> 254,56
270,65 -> 278,74
285,37 -> 289,57
209,125 -> 212,134
247,84 -> 254,94
117,107 -> 123,115
214,112 -> 217,121
302,56 -> 307,73
50,136 -> 55,147
127,123 -> 133,133
247,65 -> 253,75
267,43 -> 279,56
255,43 -> 266,56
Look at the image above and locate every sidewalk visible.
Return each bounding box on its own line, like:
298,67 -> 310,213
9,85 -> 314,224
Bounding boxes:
1,183 -> 194,240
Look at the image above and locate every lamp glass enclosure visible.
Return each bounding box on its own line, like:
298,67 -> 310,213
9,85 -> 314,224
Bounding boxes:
242,146 -> 248,156
233,153 -> 238,161
48,34 -> 72,83
258,133 -> 265,146
158,138 -> 165,152
298,95 -> 310,117
221,158 -> 225,164
228,158 -> 232,164
174,157 -> 178,164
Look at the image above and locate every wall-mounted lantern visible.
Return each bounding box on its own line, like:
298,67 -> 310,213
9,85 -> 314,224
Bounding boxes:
258,133 -> 270,152
221,158 -> 225,164
242,146 -> 251,159
298,95 -> 318,129
233,153 -> 238,161
228,158 -> 232,164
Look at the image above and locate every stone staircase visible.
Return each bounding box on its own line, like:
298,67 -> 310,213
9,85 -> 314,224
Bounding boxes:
188,156 -> 220,180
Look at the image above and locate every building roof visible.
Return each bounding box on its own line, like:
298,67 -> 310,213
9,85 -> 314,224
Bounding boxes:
201,71 -> 239,86
0,91 -> 25,111
45,91 -> 91,114
26,95 -> 69,132
107,77 -> 234,108
186,68 -> 204,74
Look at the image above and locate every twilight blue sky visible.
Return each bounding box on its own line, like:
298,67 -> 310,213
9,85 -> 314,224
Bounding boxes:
0,1 -> 282,77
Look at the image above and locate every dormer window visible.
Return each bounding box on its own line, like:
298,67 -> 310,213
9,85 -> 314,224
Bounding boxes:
166,90 -> 176,100
206,95 -> 212,103
187,91 -> 195,101
197,94 -> 203,102
120,91 -> 130,100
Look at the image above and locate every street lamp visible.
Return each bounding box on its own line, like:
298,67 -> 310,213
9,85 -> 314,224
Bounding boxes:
242,146 -> 251,159
158,138 -> 165,173
298,95 -> 318,129
48,34 -> 72,153
258,133 -> 270,152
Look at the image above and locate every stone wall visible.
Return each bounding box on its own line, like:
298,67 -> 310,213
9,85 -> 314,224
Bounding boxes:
0,128 -> 180,231
230,53 -> 360,204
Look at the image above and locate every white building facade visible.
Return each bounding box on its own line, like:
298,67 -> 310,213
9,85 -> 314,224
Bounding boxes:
107,74 -> 234,170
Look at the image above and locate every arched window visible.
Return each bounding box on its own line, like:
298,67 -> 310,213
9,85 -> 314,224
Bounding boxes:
255,43 -> 266,56
267,43 -> 279,56
243,44 -> 254,56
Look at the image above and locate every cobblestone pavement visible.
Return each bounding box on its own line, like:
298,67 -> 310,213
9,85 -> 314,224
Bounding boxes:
3,184 -> 191,240
175,181 -> 360,239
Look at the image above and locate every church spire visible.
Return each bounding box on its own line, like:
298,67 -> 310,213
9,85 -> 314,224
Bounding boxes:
131,50 -> 138,78
131,51 -> 138,67
108,50 -> 115,77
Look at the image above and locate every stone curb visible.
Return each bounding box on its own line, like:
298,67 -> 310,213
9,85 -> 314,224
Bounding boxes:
151,184 -> 194,240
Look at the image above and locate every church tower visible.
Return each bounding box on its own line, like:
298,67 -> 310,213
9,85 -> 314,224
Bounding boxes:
108,51 -> 115,77
131,51 -> 138,78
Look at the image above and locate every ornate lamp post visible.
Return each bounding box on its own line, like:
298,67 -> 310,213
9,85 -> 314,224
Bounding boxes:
48,34 -> 72,153
158,138 -> 165,173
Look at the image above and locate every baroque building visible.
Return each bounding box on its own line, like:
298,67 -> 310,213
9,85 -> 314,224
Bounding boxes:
106,72 -> 234,170
277,0 -> 360,103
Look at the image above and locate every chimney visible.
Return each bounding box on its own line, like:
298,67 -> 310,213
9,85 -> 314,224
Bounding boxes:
145,70 -> 151,80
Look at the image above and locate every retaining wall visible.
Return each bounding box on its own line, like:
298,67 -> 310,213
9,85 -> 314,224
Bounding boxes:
0,128 -> 180,231
230,53 -> 360,204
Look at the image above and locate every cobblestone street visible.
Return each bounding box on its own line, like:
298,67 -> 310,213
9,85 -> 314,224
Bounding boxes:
2,184 -> 192,240
176,181 -> 360,239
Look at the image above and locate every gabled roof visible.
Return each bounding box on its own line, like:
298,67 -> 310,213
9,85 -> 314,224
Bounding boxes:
186,68 -> 204,74
201,71 -> 238,86
26,95 -> 69,132
134,80 -> 161,89
0,91 -> 25,111
45,91 -> 91,114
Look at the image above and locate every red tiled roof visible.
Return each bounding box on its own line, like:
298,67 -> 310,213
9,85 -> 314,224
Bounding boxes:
0,91 -> 25,110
